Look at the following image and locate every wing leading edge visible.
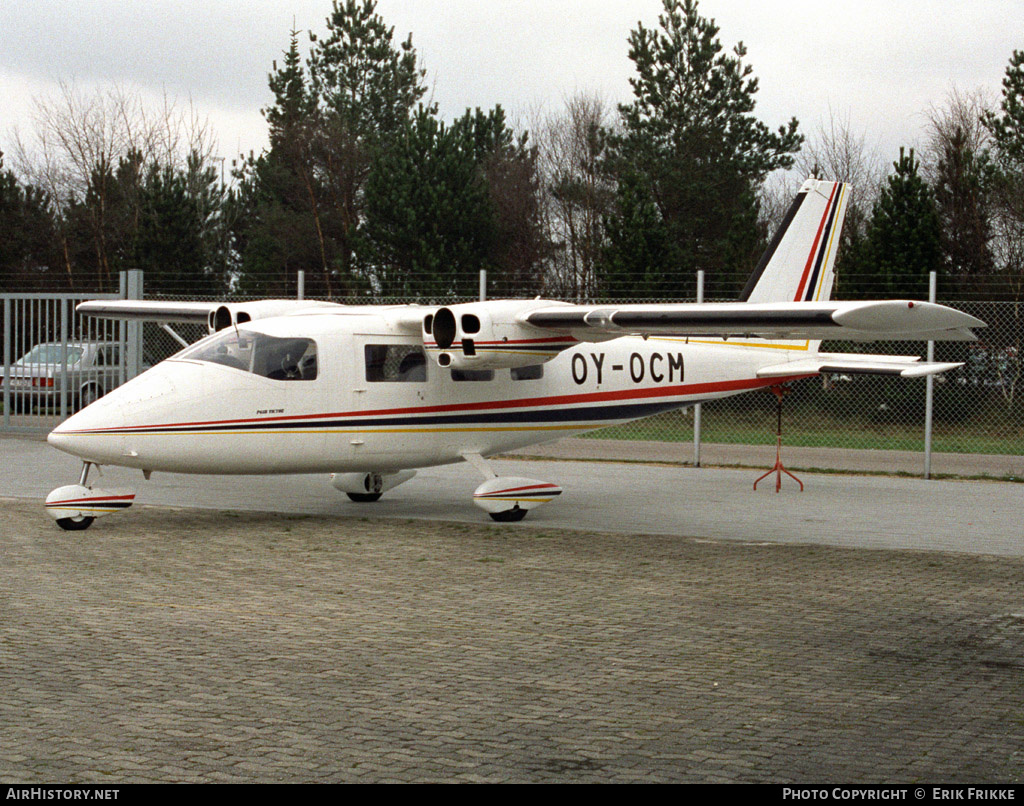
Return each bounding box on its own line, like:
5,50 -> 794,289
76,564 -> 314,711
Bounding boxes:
521,300 -> 984,343
76,299 -> 343,333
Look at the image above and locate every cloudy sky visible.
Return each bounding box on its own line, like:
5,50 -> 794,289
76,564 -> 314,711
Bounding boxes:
1,0 -> 1022,167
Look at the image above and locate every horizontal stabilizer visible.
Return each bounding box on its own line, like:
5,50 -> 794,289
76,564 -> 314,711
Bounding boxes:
758,354 -> 963,378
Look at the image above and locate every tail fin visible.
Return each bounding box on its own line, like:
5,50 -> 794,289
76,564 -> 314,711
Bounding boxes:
740,178 -> 849,304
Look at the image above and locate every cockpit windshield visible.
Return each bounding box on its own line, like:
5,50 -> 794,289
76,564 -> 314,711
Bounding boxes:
178,329 -> 318,381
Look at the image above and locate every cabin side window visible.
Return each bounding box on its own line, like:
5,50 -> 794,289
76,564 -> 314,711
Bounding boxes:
451,368 -> 494,382
511,364 -> 544,381
365,344 -> 427,382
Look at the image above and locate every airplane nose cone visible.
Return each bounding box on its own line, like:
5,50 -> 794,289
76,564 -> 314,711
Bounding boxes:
46,427 -> 74,453
47,364 -> 179,463
48,385 -> 128,462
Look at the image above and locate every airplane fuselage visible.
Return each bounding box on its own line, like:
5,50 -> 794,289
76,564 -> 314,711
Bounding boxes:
47,312 -> 810,476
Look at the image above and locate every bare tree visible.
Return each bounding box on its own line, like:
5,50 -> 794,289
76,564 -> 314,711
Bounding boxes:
10,82 -> 217,289
767,109 -> 885,228
924,88 -> 999,296
797,110 -> 885,190
761,109 -> 885,297
924,88 -> 994,173
534,92 -> 616,298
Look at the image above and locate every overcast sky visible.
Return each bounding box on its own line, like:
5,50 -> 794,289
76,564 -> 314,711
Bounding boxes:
2,0 -> 1022,170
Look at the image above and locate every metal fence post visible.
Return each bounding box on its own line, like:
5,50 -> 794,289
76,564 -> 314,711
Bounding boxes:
125,270 -> 144,380
117,273 -> 127,387
60,298 -> 69,419
3,297 -> 9,429
693,270 -> 704,467
297,270 -> 305,301
479,270 -> 487,302
924,271 -> 937,479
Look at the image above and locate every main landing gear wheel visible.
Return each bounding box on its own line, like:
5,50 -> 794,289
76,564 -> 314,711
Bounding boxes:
346,492 -> 382,503
488,506 -> 528,523
56,516 -> 95,531
332,471 -> 417,502
464,454 -> 563,523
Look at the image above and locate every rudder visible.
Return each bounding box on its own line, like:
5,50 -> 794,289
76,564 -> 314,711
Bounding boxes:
740,178 -> 849,304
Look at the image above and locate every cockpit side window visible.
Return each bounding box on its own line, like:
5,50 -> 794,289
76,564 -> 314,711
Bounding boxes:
251,335 -> 317,380
179,330 -> 317,381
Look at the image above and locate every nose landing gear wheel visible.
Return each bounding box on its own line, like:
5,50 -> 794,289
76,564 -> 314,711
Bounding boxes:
46,462 -> 134,531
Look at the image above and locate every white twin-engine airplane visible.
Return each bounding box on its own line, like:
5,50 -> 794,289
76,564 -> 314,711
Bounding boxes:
45,179 -> 984,530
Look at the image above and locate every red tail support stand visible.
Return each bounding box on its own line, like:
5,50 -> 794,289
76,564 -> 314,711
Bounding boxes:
753,385 -> 803,493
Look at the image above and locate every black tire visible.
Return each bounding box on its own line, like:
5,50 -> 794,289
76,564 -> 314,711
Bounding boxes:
346,492 -> 383,503
56,516 -> 95,531
489,507 -> 528,523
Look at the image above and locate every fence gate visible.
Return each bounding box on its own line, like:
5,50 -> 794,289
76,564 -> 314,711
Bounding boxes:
2,273 -> 142,434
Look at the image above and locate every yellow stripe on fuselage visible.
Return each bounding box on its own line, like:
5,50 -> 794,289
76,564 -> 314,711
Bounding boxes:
109,424 -> 604,437
651,336 -> 811,351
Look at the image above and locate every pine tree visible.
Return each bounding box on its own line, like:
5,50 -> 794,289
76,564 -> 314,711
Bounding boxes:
604,0 -> 801,299
132,160 -> 222,295
983,50 -> 1024,299
985,50 -> 1024,167
0,149 -> 62,289
358,107 -> 495,297
461,107 -> 549,297
235,28 -> 336,296
860,148 -> 942,297
235,2 -> 431,297
265,29 -> 314,150
601,171 -> 671,298
932,124 -> 995,295
307,0 -> 428,140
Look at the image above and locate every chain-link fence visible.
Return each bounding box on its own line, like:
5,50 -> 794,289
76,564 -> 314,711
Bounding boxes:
137,282 -> 1023,474
12,271 -> 1020,476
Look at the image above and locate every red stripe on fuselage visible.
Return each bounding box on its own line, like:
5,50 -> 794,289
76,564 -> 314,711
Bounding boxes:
56,374 -> 813,435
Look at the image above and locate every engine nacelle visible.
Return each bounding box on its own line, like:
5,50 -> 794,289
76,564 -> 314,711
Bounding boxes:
208,300 -> 335,333
423,300 -> 578,370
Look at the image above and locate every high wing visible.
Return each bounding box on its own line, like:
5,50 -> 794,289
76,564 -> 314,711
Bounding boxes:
76,299 -> 342,333
520,300 -> 984,343
76,300 -> 219,324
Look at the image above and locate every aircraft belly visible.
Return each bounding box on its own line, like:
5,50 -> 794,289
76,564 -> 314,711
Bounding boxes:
126,431 -> 333,474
